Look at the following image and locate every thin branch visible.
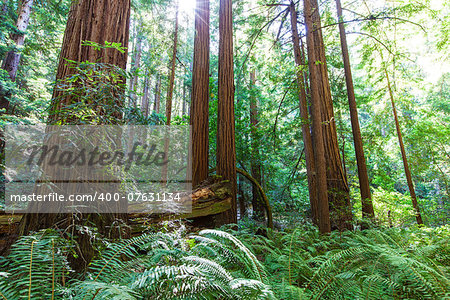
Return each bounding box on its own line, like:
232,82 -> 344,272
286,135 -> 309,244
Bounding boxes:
274,9 -> 290,46
236,7 -> 289,93
273,79 -> 296,150
319,15 -> 426,33
347,31 -> 394,55
280,148 -> 305,199
265,3 -> 289,7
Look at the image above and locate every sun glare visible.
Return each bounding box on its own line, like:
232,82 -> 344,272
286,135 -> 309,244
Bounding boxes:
178,0 -> 196,14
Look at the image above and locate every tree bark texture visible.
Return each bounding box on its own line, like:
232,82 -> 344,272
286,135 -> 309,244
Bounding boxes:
154,75 -> 161,113
191,0 -> 210,188
129,31 -> 142,107
17,0 -> 131,270
216,0 -> 237,225
307,0 -> 352,231
289,1 -> 318,225
336,0 -> 374,221
304,0 -> 331,233
49,0 -> 130,123
166,2 -> 179,125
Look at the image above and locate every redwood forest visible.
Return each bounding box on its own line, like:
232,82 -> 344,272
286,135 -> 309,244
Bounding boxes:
0,0 -> 449,298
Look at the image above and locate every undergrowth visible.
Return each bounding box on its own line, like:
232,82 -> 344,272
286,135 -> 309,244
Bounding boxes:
234,224 -> 450,299
0,223 -> 448,299
0,226 -> 274,299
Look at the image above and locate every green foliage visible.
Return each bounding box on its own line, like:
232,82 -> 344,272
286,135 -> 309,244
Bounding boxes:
0,229 -> 72,299
81,41 -> 127,54
48,41 -> 163,125
233,224 -> 450,300
2,225 -> 448,299
1,0 -> 449,297
1,0 -> 449,226
0,0 -> 69,124
0,228 -> 275,299
49,61 -> 129,124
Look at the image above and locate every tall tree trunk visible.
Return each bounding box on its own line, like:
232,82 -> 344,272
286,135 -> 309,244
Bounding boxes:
129,32 -> 142,107
128,23 -> 137,98
141,74 -> 150,117
307,0 -> 352,231
162,2 -> 179,184
182,70 -> 187,116
166,2 -> 179,125
384,68 -> 424,225
238,174 -> 246,218
154,75 -> 161,113
187,0 -> 212,228
49,0 -> 130,118
249,69 -> 264,220
304,0 -> 331,233
336,0 -> 374,222
162,1 -> 179,184
17,0 -> 131,270
0,0 -> 34,112
289,1 -> 318,225
215,0 -> 237,225
191,0 -> 210,188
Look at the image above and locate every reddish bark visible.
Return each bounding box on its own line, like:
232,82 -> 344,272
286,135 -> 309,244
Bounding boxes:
191,0 -> 210,188
215,0 -> 237,225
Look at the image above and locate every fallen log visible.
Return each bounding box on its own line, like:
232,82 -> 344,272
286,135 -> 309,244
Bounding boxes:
128,178 -> 232,231
0,178 -> 233,236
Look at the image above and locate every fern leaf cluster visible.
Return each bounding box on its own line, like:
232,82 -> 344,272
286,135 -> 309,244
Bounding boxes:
0,224 -> 448,299
0,228 -> 275,299
232,225 -> 450,299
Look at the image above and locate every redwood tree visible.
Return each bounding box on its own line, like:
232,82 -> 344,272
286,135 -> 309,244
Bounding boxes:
216,0 -> 237,225
17,0 -> 131,269
191,0 -> 210,188
289,1 -> 318,225
336,0 -> 374,222
166,1 -> 179,125
306,0 -> 352,231
304,0 -> 331,233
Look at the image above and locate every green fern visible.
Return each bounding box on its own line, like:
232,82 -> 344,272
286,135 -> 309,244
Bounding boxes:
1,224 -> 448,300
232,225 -> 449,300
0,229 -> 71,299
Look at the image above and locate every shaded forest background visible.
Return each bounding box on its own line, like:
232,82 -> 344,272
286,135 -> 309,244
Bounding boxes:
0,0 -> 449,298
1,0 -> 448,227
